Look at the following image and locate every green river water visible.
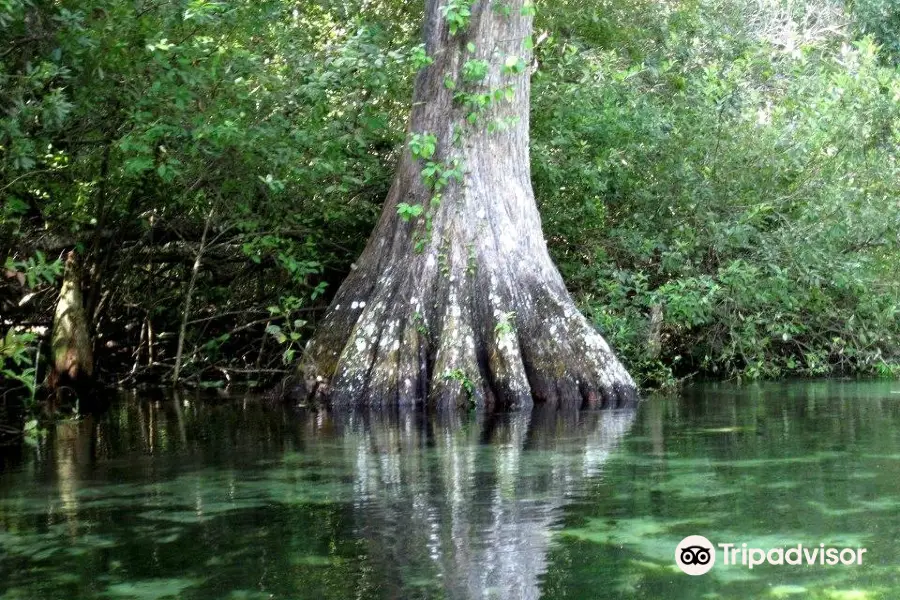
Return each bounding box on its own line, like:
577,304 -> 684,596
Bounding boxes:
1,380 -> 899,599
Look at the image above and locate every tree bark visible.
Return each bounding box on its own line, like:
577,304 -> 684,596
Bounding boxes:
49,251 -> 94,393
293,0 -> 636,410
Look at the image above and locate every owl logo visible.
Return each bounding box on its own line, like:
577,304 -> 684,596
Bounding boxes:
675,535 -> 716,575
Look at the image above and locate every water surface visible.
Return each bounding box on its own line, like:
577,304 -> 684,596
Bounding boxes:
1,381 -> 899,599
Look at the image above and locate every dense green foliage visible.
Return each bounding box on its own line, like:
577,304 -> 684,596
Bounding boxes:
2,0 -> 415,393
2,0 -> 898,401
535,0 -> 900,384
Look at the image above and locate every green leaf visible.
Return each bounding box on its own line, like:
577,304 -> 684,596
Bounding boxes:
397,202 -> 424,222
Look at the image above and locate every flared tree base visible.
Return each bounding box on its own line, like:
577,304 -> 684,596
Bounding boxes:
291,252 -> 636,411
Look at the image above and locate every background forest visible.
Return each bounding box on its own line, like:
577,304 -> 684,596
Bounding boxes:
2,0 -> 899,404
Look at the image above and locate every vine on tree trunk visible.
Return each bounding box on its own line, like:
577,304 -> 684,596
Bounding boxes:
400,0 -> 532,258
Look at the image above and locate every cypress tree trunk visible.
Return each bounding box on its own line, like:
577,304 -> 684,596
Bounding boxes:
49,251 -> 93,393
295,0 -> 636,410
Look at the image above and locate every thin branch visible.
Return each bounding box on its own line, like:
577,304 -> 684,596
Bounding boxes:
0,168 -> 67,193
173,207 -> 214,383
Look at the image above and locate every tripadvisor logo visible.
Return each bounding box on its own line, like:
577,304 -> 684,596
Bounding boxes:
675,536 -> 868,575
675,535 -> 716,575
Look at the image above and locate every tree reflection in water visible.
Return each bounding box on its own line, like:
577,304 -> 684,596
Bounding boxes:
1,395 -> 635,600
323,406 -> 636,599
